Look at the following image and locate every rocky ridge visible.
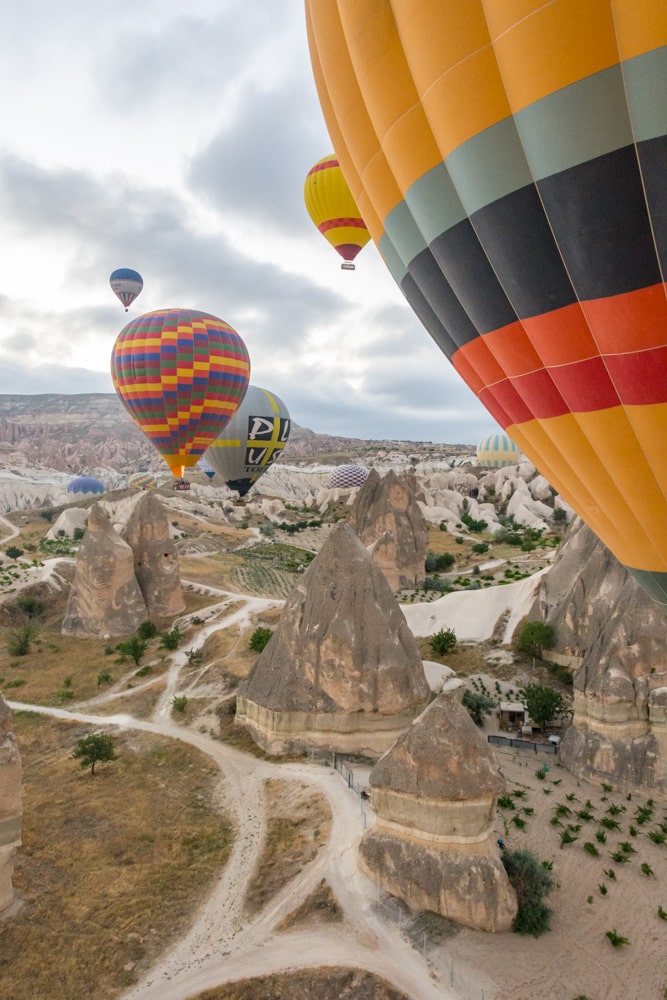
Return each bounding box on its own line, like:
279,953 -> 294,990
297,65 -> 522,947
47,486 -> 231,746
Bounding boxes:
530,518 -> 667,792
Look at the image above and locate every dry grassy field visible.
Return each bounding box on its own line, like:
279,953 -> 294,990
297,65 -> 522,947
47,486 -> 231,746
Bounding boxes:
0,714 -> 233,1000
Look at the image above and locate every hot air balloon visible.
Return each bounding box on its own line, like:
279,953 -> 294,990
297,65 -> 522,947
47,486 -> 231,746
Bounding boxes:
304,155 -> 371,270
127,472 -> 158,490
110,268 -> 143,311
306,1 -> 667,605
204,385 -> 290,497
197,457 -> 216,480
111,308 -> 250,481
67,476 -> 105,496
476,434 -> 522,469
327,465 -> 368,490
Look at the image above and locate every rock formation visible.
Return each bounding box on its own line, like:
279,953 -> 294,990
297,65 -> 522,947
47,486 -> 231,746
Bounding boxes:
0,694 -> 22,915
359,695 -> 516,932
348,469 -> 429,591
62,503 -> 148,637
529,517 -> 667,792
123,493 -> 184,618
235,522 -> 430,756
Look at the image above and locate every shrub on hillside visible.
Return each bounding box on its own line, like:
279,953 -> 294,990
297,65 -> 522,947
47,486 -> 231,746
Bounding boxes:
501,848 -> 556,937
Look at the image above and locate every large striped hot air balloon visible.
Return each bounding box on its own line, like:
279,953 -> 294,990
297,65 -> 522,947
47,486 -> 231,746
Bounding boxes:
204,385 -> 291,497
306,1 -> 667,604
304,154 -> 371,270
111,308 -> 250,480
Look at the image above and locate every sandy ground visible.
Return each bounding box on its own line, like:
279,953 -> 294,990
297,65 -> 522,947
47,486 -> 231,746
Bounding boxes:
7,577 -> 667,1000
426,740 -> 667,1000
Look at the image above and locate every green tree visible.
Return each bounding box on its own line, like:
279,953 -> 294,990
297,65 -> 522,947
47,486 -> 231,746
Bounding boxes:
72,732 -> 117,775
501,848 -> 556,936
429,627 -> 457,656
5,546 -> 23,560
160,625 -> 181,650
7,622 -> 38,656
517,621 -> 554,660
16,595 -> 44,618
462,689 -> 496,726
522,683 -> 565,732
116,636 -> 148,666
73,527 -> 86,541
425,550 -> 456,572
136,621 -> 158,640
249,627 -> 273,653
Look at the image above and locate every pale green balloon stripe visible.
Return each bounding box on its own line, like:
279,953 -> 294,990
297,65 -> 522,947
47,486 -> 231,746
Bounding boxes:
626,568 -> 667,607
375,48 -> 665,269
622,45 -> 667,144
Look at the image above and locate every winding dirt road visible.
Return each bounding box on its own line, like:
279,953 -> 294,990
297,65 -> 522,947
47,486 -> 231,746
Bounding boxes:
9,586 -> 463,1000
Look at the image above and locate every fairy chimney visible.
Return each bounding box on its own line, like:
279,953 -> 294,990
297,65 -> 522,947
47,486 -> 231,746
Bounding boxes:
62,503 -> 148,637
236,522 -> 430,756
359,695 -> 517,932
123,492 -> 184,618
348,469 -> 428,591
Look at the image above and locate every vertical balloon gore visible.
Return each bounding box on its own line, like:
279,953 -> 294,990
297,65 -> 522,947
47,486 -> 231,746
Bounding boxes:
305,0 -> 667,605
111,308 -> 250,479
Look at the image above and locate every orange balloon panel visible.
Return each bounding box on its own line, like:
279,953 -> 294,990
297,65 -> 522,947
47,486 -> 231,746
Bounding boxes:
306,0 -> 667,604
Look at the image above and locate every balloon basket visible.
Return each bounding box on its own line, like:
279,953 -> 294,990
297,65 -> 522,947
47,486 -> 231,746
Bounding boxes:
341,261 -> 355,271
172,479 -> 191,491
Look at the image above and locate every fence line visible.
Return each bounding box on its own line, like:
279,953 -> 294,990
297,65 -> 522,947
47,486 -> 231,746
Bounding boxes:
488,734 -> 557,754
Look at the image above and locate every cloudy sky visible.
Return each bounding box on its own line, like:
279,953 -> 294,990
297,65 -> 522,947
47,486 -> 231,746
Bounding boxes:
0,0 -> 494,443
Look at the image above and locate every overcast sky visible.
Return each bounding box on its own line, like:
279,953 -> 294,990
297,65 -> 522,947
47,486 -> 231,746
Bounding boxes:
0,0 -> 494,444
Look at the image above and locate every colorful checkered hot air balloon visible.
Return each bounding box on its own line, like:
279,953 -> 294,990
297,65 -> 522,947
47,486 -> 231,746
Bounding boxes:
127,472 -> 158,490
111,308 -> 250,480
476,434 -> 522,469
306,1 -> 667,605
110,268 -> 143,311
304,155 -> 371,270
204,385 -> 290,497
327,465 -> 369,490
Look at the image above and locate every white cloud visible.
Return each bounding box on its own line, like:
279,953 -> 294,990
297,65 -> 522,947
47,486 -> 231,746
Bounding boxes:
0,0 -> 498,446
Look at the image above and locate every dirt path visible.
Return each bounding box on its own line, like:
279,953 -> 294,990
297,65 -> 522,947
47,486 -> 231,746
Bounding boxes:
9,643 -> 460,1000
10,702 -> 454,1000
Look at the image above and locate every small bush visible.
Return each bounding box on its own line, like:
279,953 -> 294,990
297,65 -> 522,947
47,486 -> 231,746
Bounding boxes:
16,595 -> 44,618
160,625 -> 182,650
7,623 -> 38,657
501,848 -> 555,937
462,689 -> 495,726
249,627 -> 273,653
137,621 -> 158,639
429,627 -> 457,656
605,929 -> 629,948
172,695 -> 188,713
